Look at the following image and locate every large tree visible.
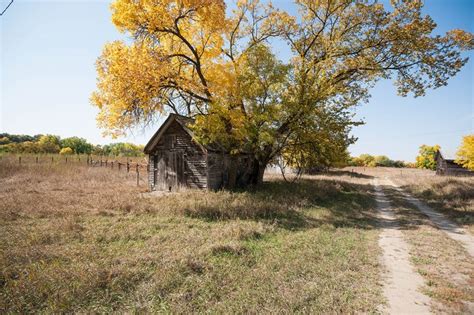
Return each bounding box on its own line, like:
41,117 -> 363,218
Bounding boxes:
38,135 -> 61,154
61,137 -> 93,154
416,144 -> 440,170
456,134 -> 474,170
92,0 -> 473,184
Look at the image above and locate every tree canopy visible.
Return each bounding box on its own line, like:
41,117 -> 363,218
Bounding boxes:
0,133 -> 144,157
61,137 -> 94,155
37,135 -> 61,154
455,134 -> 474,170
415,144 -> 440,170
92,0 -> 473,183
349,154 -> 405,168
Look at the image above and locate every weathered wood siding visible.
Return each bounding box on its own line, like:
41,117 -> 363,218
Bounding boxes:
148,154 -> 154,191
148,120 -> 207,190
146,114 -> 253,191
436,154 -> 473,176
207,152 -> 225,190
206,154 -> 254,190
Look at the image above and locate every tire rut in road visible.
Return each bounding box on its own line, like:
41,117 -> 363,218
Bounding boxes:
374,179 -> 431,314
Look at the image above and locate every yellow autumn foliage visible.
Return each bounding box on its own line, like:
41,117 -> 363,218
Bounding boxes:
59,147 -> 74,155
456,135 -> 474,170
91,0 -> 473,182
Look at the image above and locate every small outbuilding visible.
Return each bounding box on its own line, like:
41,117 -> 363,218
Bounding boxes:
144,114 -> 253,191
435,150 -> 473,176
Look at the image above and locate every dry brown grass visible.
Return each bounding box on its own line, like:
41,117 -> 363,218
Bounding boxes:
2,153 -> 148,165
0,156 -> 383,313
386,187 -> 474,314
335,166 -> 473,233
320,166 -> 474,312
383,168 -> 474,234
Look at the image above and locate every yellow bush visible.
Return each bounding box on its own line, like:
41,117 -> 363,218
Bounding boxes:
59,147 -> 73,155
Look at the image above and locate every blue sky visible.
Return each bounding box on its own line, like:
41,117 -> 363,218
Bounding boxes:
1,0 -> 473,161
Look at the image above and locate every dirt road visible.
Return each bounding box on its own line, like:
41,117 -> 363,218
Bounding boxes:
374,179 -> 431,314
370,170 -> 474,314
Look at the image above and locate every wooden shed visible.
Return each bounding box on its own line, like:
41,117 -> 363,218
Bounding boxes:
144,114 -> 253,191
435,151 -> 473,176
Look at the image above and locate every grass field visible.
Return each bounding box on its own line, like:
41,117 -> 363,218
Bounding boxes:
385,186 -> 474,313
341,166 -> 474,233
351,166 -> 474,313
0,157 -> 383,313
386,168 -> 474,234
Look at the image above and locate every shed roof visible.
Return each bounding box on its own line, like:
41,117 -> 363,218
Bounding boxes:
437,150 -> 457,161
144,114 -> 195,154
144,113 -> 229,154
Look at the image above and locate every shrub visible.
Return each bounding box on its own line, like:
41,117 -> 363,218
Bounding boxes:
59,147 -> 74,155
415,144 -> 440,170
60,137 -> 93,154
38,135 -> 61,154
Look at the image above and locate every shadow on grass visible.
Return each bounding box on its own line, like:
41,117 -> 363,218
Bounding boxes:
375,187 -> 426,231
318,170 -> 375,179
183,178 -> 380,231
399,181 -> 474,229
181,177 -> 445,233
376,186 -> 473,233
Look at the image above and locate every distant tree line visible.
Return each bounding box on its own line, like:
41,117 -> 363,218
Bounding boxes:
347,154 -> 408,168
347,137 -> 474,171
0,133 -> 144,157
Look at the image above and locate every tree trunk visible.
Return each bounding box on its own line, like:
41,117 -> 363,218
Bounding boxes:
249,159 -> 267,185
230,155 -> 268,188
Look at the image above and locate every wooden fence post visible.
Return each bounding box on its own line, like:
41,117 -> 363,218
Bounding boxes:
19,156 -> 21,164
136,164 -> 139,186
66,157 -> 68,164
111,161 -> 114,169
51,156 -> 54,163
36,156 -> 38,164
127,161 -> 130,173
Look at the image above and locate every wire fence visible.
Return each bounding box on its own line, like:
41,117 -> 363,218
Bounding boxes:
88,156 -> 148,186
1,154 -> 149,186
